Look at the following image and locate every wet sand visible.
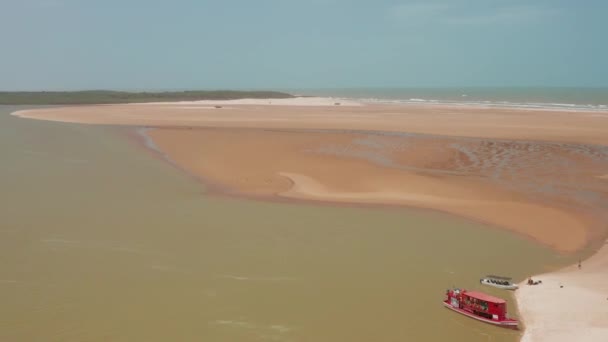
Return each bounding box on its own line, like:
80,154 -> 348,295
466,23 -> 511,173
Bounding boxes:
146,127 -> 607,253
11,101 -> 608,341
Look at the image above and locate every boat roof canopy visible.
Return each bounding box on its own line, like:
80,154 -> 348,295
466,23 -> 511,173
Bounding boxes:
465,291 -> 506,304
485,275 -> 512,280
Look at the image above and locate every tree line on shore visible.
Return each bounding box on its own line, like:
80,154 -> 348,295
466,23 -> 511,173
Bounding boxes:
0,90 -> 294,105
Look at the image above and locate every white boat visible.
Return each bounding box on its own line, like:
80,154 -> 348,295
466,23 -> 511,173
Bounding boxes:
479,275 -> 518,290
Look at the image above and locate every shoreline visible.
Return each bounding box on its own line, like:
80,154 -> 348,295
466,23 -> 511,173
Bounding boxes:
117,95 -> 608,113
11,101 -> 608,146
10,99 -> 608,341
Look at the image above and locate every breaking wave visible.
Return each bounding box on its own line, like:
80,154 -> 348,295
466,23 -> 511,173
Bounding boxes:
332,97 -> 608,112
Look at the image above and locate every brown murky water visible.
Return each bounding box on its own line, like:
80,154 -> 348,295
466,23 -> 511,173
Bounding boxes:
0,106 -> 573,342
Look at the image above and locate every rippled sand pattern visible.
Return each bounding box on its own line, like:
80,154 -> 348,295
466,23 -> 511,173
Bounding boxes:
312,131 -> 608,209
320,131 -> 608,247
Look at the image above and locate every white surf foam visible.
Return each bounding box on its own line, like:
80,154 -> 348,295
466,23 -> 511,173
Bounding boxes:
134,97 -> 363,107
352,97 -> 608,112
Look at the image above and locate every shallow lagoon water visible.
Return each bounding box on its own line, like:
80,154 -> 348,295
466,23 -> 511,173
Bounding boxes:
0,106 -> 570,341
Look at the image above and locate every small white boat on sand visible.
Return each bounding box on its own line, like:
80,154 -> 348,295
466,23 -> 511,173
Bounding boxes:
480,275 -> 518,290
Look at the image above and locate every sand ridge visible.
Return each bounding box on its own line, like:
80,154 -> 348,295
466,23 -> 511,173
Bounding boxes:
276,171 -> 590,250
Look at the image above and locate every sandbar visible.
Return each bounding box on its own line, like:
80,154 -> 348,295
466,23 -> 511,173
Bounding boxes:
12,101 -> 608,145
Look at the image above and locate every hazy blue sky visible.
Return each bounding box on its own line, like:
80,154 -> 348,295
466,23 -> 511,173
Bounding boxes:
1,0 -> 606,90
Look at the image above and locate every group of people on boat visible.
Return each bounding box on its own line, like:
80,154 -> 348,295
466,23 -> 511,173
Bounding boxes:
464,297 -> 489,312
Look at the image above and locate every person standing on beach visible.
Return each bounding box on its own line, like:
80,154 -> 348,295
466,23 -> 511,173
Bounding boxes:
578,259 -> 581,269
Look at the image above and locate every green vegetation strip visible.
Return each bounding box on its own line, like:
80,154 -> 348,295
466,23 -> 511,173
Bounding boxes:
0,90 -> 294,105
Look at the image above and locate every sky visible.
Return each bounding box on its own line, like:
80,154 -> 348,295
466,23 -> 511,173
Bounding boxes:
0,0 -> 607,90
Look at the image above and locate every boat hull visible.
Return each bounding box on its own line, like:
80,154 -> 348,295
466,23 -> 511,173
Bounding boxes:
480,279 -> 518,290
443,302 -> 518,328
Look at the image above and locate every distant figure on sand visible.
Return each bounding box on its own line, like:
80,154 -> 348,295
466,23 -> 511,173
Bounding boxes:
578,259 -> 581,269
527,277 -> 542,286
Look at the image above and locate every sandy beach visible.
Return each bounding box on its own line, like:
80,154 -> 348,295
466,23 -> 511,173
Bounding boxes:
13,100 -> 608,145
12,98 -> 608,341
516,245 -> 608,342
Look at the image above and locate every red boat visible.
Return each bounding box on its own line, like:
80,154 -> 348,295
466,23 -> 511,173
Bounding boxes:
443,288 -> 518,328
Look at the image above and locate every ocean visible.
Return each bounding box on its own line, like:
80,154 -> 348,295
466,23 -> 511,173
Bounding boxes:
292,87 -> 608,111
